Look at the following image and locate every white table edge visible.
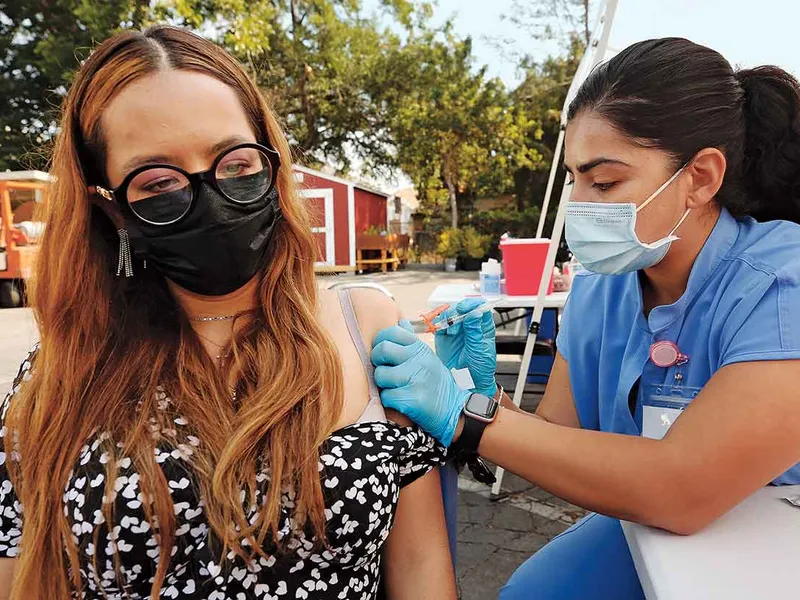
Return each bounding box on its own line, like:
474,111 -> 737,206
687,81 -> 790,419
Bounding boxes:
426,284 -> 569,309
621,485 -> 800,600
621,521 -> 662,600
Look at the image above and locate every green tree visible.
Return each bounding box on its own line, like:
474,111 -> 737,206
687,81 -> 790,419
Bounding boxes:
0,0 -> 431,175
170,0 -> 431,173
511,35 -> 583,211
384,33 -> 540,229
0,0 -> 157,170
505,0 -> 595,47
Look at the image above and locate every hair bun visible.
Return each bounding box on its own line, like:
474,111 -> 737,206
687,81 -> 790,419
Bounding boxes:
735,66 -> 800,222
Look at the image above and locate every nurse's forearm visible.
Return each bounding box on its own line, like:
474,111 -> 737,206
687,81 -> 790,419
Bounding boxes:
499,390 -> 527,414
479,407 -> 695,534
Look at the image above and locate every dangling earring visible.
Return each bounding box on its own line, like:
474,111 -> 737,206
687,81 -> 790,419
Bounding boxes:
116,228 -> 134,277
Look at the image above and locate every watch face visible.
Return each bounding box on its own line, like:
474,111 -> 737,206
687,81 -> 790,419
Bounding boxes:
466,393 -> 495,419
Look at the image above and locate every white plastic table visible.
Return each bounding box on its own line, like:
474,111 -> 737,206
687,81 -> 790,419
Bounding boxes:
622,485 -> 800,599
427,283 -> 569,310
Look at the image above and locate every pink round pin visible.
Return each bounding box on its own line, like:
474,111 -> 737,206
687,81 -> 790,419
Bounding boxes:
649,341 -> 686,368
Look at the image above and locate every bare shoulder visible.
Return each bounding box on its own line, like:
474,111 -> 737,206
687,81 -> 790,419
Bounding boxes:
315,286 -> 400,343
385,408 -> 413,427
347,287 -> 402,344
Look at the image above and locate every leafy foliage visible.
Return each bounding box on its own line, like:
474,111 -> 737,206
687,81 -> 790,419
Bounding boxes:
166,0 -> 433,173
436,226 -> 490,260
0,0 -> 160,170
0,0 -> 586,239
460,226 -> 491,259
510,35 -> 584,211
0,0 -> 431,172
382,32 -> 542,228
436,227 -> 462,259
504,0 -> 596,47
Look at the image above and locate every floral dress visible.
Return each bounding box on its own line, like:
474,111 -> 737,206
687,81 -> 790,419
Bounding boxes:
0,297 -> 447,599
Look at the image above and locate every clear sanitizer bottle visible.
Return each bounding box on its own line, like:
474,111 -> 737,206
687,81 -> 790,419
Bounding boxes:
480,258 -> 502,296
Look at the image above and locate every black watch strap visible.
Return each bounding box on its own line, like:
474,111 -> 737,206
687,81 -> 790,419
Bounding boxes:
466,456 -> 496,485
456,414 -> 488,457
449,416 -> 497,485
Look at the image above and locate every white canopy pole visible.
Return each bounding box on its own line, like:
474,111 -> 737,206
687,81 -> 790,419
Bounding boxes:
492,0 -> 619,497
535,129 -> 565,238
534,0 -> 618,238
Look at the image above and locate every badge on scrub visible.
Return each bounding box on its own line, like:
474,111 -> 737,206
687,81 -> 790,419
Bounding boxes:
642,341 -> 701,440
641,384 -> 701,440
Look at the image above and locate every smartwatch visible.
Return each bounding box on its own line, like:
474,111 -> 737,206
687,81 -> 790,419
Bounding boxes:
449,391 -> 500,485
451,389 -> 500,459
463,391 -> 500,423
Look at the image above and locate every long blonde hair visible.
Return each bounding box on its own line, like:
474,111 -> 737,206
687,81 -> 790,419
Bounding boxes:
5,26 -> 343,599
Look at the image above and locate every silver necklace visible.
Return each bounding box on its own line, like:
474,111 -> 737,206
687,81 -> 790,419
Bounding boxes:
192,330 -> 230,361
189,314 -> 237,322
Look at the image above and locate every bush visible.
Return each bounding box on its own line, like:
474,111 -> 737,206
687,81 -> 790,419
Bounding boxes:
461,226 -> 491,259
436,228 -> 463,259
364,225 -> 386,236
437,226 -> 491,260
470,206 -> 542,257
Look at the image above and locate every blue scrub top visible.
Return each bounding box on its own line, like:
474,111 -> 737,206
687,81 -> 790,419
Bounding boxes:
558,208 -> 800,485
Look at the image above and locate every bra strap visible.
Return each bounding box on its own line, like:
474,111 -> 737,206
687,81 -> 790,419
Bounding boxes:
337,289 -> 385,423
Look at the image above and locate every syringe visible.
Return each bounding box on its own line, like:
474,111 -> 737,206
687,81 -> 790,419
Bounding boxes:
410,297 -> 502,334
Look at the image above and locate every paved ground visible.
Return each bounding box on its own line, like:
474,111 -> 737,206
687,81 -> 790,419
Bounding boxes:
0,307 -> 37,391
318,266 -> 478,323
0,266 -> 586,599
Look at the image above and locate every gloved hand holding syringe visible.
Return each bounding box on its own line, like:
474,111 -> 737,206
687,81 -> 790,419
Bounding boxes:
409,297 -> 502,334
371,296 -> 500,445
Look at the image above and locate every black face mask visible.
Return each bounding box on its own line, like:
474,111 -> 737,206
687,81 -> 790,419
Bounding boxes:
128,179 -> 282,296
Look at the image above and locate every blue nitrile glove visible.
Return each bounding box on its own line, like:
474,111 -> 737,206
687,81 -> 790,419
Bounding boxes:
371,320 -> 471,447
434,298 -> 498,397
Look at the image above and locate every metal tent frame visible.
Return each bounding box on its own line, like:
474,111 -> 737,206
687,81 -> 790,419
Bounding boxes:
492,0 -> 620,496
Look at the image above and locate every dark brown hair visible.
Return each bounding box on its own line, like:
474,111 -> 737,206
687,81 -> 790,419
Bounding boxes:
569,37 -> 800,223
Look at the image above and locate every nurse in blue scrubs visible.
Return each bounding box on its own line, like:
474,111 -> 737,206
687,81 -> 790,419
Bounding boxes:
371,37 -> 800,599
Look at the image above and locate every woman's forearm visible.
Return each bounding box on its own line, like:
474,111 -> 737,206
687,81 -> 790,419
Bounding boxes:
499,390 -> 527,414
383,470 -> 457,600
479,407 -> 696,533
384,546 -> 457,600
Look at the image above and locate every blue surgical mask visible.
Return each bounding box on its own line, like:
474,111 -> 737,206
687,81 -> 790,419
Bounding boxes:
565,167 -> 690,275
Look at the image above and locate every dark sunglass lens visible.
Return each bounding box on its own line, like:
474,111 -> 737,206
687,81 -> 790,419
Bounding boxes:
127,168 -> 192,224
215,148 -> 273,203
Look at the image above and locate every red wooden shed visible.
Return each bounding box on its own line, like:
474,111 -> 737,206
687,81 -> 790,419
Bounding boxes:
293,165 -> 391,271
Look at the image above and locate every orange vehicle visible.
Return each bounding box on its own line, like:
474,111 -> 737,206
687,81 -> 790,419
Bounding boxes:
0,171 -> 52,308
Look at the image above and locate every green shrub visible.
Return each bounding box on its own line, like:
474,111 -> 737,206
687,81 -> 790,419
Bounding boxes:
436,228 -> 463,259
461,226 -> 491,259
364,225 -> 386,236
436,226 -> 491,260
469,206 -> 541,257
